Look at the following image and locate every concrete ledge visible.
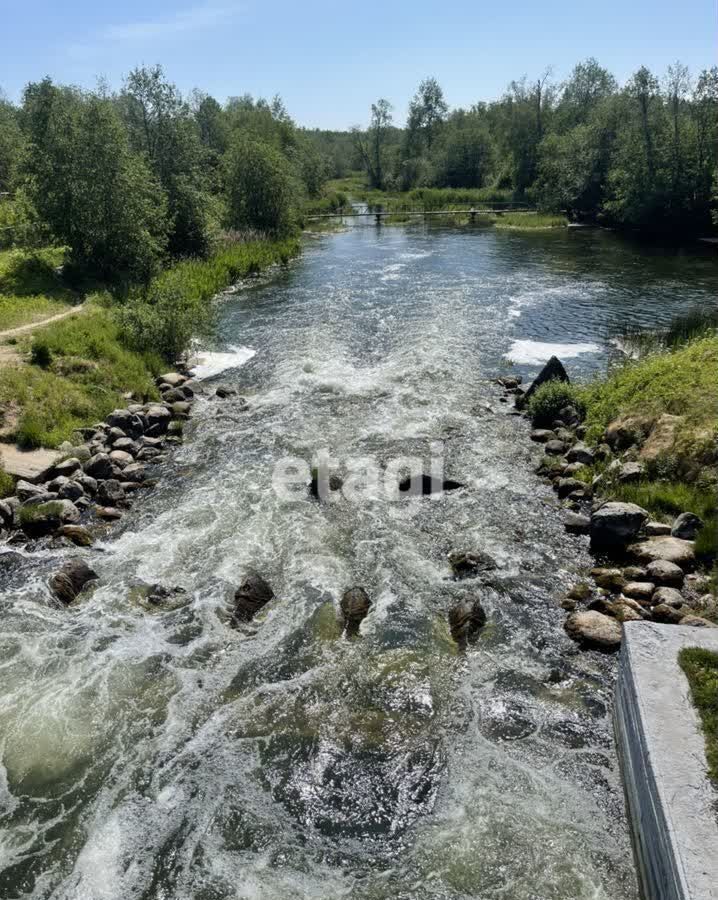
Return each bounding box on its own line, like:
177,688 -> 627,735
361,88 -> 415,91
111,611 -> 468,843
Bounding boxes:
615,622 -> 718,900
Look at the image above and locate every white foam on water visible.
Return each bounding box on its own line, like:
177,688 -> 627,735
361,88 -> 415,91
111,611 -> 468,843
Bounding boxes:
190,345 -> 256,380
505,339 -> 600,365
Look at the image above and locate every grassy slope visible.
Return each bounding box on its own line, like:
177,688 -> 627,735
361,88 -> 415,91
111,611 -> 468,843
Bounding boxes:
0,248 -> 78,330
0,237 -> 301,449
576,334 -> 718,558
679,648 -> 718,784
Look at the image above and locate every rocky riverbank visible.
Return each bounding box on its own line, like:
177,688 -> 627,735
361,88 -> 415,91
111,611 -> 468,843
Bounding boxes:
497,357 -> 716,651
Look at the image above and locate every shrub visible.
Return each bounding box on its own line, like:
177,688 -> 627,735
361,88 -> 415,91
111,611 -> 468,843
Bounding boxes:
528,381 -> 585,427
30,338 -> 53,368
0,463 -> 14,498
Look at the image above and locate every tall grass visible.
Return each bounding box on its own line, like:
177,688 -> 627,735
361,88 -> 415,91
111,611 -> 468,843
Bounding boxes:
494,212 -> 567,229
360,186 -> 516,211
0,247 -> 77,330
117,235 -> 301,362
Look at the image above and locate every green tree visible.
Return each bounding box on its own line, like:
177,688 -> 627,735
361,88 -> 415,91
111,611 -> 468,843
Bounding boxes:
224,136 -> 296,234
0,91 -> 24,192
22,80 -> 167,283
122,65 -> 213,257
352,99 -> 393,189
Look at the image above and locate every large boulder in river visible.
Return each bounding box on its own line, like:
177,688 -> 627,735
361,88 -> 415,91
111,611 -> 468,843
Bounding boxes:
340,586 -> 372,637
232,573 -> 274,623
49,558 -> 98,605
519,356 -> 570,407
564,610 -> 622,650
448,598 -> 487,650
590,502 -> 648,549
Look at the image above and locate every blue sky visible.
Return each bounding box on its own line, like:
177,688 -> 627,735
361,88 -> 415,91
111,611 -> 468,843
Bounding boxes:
2,0 -> 715,129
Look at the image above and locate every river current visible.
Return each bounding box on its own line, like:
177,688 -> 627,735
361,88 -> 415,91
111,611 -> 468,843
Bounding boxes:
2,223 -> 717,899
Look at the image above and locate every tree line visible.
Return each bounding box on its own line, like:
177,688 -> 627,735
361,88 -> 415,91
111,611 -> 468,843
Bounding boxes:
309,59 -> 718,232
0,66 -> 325,283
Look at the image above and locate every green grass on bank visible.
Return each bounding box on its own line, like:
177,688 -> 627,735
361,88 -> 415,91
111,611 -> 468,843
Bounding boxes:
0,304 -> 162,448
0,247 -> 78,331
578,335 -> 718,443
679,648 -> 718,784
0,235 -> 301,449
494,212 -> 567,229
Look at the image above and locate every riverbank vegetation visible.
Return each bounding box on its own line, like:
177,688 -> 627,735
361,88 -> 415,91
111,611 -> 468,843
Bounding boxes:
679,648 -> 718,784
0,67 -> 309,452
530,315 -> 718,561
308,61 -> 718,233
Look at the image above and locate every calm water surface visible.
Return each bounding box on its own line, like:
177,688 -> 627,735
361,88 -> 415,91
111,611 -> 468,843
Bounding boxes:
1,223 -> 716,899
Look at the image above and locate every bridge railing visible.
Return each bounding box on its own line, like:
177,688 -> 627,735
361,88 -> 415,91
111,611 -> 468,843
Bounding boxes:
304,202 -> 536,218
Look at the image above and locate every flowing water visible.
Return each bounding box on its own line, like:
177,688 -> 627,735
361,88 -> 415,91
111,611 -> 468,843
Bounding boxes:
2,223 -> 717,899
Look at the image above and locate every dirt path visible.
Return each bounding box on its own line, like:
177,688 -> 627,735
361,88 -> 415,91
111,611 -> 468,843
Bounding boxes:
0,303 -> 84,341
0,304 -> 85,367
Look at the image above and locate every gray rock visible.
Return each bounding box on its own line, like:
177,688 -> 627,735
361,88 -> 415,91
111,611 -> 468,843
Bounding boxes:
590,501 -> 648,548
566,443 -> 594,465
20,499 -> 80,536
109,450 -> 134,468
97,479 -> 125,506
557,477 -> 586,499
215,385 -> 238,399
681,615 -> 717,628
84,453 -> 116,480
521,356 -> 570,406
52,457 -> 82,477
651,603 -> 687,624
645,520 -> 672,536
564,610 -> 622,650
170,401 -> 192,418
448,549 -> 497,578
46,475 -> 69,493
544,439 -> 567,455
563,462 -> 586,476
106,409 -> 145,438
59,481 -> 85,502
646,559 -> 685,587
448,598 -> 487,649
58,525 -> 94,547
628,536 -> 695,568
591,567 -> 626,592
0,499 -> 14,528
622,582 -> 655,602
112,437 -> 139,456
671,512 -> 703,540
233,573 -> 274,623
564,512 -> 590,533
652,586 -> 685,608
95,506 -> 122,520
145,405 -> 172,434
530,429 -> 555,443
162,387 -> 188,404
15,479 -> 46,501
49,559 -> 98,605
107,427 -> 127,445
616,461 -> 644,483
74,473 -> 98,495
122,463 -> 146,483
158,372 -> 186,388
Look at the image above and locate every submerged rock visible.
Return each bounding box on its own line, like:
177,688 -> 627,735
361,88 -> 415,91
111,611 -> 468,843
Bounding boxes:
340,586 -> 372,637
448,549 -> 497,578
49,558 -> 98,605
397,474 -> 464,496
233,573 -> 274,623
448,598 -> 487,650
58,524 -> 94,547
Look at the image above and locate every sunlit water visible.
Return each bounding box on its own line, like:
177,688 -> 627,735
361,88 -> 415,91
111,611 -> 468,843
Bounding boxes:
2,223 -> 717,899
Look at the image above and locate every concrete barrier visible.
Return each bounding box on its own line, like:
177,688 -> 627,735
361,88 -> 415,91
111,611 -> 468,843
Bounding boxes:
615,622 -> 718,900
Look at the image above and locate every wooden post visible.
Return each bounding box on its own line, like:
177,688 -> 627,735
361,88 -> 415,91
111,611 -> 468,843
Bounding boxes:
375,212 -> 382,225
469,208 -> 477,223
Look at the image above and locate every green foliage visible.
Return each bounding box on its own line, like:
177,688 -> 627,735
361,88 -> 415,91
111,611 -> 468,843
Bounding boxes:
22,81 -> 168,284
0,95 -> 24,193
578,335 -> 718,434
224,137 -> 298,234
30,337 -> 52,367
17,500 -> 64,526
494,212 -> 566,229
0,463 -> 14,498
117,236 -> 300,361
528,381 -> 585,427
679,648 -> 718,784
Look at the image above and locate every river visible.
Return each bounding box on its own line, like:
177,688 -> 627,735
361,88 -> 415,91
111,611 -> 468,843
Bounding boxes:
2,222 -> 717,899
